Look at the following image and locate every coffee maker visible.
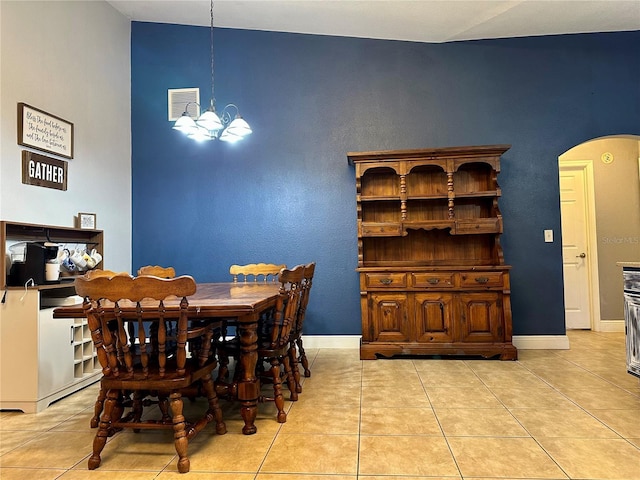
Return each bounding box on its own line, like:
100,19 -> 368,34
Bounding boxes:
8,242 -> 59,286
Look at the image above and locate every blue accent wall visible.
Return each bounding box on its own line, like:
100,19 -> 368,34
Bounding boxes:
131,23 -> 640,337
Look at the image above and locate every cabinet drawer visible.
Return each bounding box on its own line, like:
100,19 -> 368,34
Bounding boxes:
361,223 -> 403,236
412,273 -> 455,288
365,273 -> 408,288
460,271 -> 504,287
455,218 -> 501,234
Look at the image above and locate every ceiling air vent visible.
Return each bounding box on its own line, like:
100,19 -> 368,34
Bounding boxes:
168,88 -> 200,121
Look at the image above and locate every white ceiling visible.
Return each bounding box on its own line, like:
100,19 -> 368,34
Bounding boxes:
107,0 -> 640,43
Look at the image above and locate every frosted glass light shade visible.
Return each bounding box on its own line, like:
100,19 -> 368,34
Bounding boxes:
219,128 -> 242,143
187,125 -> 214,142
173,113 -> 197,134
225,117 -> 252,138
196,109 -> 223,131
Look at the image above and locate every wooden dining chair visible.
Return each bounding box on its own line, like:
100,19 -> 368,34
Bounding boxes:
217,262 -> 286,382
138,267 -> 221,375
80,269 -> 133,427
136,264 -> 186,383
216,265 -> 304,423
260,264 -> 305,421
84,269 -> 131,279
288,261 -> 316,399
137,265 -> 176,278
75,274 -> 226,473
230,263 -> 286,283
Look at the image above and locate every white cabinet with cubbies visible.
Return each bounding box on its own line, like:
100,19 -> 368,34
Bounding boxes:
0,221 -> 104,412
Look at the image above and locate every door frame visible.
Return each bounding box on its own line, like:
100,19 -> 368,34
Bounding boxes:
558,159 -> 602,331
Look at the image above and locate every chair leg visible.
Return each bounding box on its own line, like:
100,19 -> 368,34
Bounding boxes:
202,374 -> 227,435
132,391 -> 144,426
282,352 -> 298,402
217,353 -> 230,383
297,337 -> 311,377
170,392 -> 190,474
158,394 -> 171,424
289,343 -> 302,395
216,325 -> 231,381
90,386 -> 107,428
108,393 -> 125,436
89,388 -> 118,470
269,359 -> 287,423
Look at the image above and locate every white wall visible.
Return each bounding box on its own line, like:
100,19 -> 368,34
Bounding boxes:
0,0 -> 131,272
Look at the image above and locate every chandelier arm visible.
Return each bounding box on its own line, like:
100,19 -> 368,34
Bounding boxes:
185,101 -> 201,114
218,103 -> 237,124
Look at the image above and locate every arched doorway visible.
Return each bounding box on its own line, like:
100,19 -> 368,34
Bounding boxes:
559,135 -> 640,332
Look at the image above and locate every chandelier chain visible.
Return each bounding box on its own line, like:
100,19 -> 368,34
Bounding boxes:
209,0 -> 215,109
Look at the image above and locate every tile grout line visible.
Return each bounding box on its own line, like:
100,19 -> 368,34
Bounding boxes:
414,357 -> 465,479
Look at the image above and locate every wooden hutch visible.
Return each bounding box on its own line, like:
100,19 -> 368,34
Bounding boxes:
348,145 -> 517,360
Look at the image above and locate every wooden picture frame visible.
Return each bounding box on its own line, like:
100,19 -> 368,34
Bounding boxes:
21,151 -> 68,191
77,213 -> 96,230
18,103 -> 74,159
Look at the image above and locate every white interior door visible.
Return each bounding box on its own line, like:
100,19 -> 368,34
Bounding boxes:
560,166 -> 592,329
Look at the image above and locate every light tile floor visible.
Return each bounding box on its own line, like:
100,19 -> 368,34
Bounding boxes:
1,330 -> 639,479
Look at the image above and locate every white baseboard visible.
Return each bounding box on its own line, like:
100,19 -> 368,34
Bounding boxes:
512,335 -> 570,350
596,319 -> 625,333
302,335 -> 572,350
301,335 -> 360,349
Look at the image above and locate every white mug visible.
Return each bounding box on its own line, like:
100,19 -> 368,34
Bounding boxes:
45,261 -> 60,281
90,249 -> 102,267
70,250 -> 87,270
60,249 -> 76,272
83,252 -> 96,269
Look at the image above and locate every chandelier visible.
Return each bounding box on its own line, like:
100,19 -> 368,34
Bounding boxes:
173,0 -> 251,143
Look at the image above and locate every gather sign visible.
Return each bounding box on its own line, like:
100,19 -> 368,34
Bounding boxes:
22,151 -> 68,191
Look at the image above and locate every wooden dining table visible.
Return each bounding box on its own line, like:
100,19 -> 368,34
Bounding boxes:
54,281 -> 281,435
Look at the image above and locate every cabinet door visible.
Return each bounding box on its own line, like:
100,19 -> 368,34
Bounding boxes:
414,292 -> 455,343
0,290 -> 40,402
368,293 -> 410,342
38,308 -> 74,397
458,293 -> 503,343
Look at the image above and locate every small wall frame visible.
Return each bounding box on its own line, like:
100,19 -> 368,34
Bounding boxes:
77,213 -> 96,230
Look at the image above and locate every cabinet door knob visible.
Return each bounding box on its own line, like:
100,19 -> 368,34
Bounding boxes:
475,277 -> 489,284
379,278 -> 393,285
428,278 -> 440,284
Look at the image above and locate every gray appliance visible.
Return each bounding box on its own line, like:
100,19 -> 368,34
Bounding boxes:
623,267 -> 640,378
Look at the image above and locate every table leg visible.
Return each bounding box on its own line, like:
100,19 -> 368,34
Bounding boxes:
236,315 -> 259,435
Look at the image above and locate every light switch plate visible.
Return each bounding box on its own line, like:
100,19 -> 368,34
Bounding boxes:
544,229 -> 553,243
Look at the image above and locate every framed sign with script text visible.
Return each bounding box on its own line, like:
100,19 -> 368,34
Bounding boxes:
18,103 -> 74,159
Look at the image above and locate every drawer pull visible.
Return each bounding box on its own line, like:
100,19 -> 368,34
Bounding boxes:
428,278 -> 440,285
475,277 -> 489,284
379,278 -> 393,285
